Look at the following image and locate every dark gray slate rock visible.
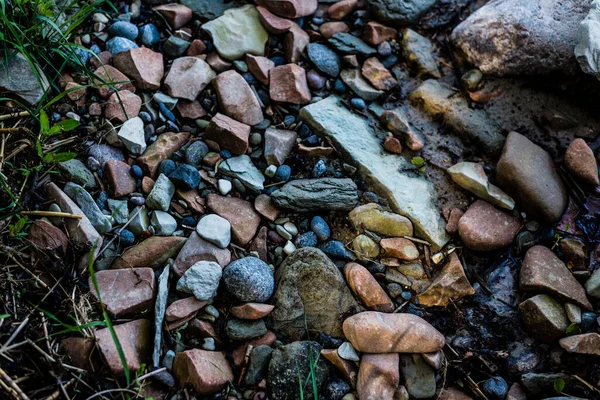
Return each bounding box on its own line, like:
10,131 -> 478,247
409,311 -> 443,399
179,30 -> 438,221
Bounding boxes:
271,178 -> 358,212
58,159 -> 97,189
244,345 -> 273,386
0,51 -> 50,106
179,0 -> 243,19
225,318 -> 267,341
307,43 -> 341,77
366,0 -> 437,25
328,33 -> 377,57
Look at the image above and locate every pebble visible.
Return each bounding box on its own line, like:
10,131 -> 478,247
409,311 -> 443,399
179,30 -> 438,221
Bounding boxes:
146,173 -> 175,211
108,21 -> 138,40
283,222 -> 298,236
226,318 -> 268,341
150,210 -> 177,236
158,159 -> 176,177
295,231 -> 318,248
218,179 -> 232,195
196,214 -> 231,248
265,165 -> 277,177
312,159 -> 327,177
274,165 -> 292,182
276,225 -> 292,240
318,240 -> 356,261
176,261 -> 222,301
310,216 -> 331,241
283,241 -> 296,254
106,36 -> 138,55
482,377 -> 509,400
140,23 -> 160,46
350,97 -> 366,110
169,164 -> 201,190
223,257 -> 275,302
307,43 -> 341,77
131,165 -> 143,179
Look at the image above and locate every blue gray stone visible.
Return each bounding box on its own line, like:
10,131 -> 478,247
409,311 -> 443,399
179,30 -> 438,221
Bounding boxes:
307,43 -> 341,77
223,257 -> 274,302
63,182 -> 111,234
106,37 -> 139,55
168,164 -> 200,190
146,174 -> 175,211
108,21 -> 139,40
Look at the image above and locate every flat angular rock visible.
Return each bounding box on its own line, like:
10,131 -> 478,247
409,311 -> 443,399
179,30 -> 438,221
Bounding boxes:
358,354 -> 400,400
164,57 -> 216,101
576,1 -> 600,79
284,23 -> 309,63
448,162 -> 514,209
112,236 -> 186,269
204,113 -> 250,155
90,268 -> 155,317
104,159 -> 136,197
146,173 -> 175,211
117,116 -> 145,155
58,159 -> 96,189
231,303 -> 274,320
206,194 -> 261,246
520,245 -> 592,310
254,194 -> 281,222
166,297 -> 207,321
176,261 -> 222,300
519,294 -> 569,343
344,262 -> 394,312
63,182 -> 111,234
256,0 -> 317,18
264,128 -> 297,166
367,0 -> 437,25
328,33 -> 377,56
565,138 -> 599,187
271,178 -> 358,212
105,90 -> 142,122
113,47 -> 164,90
559,333 -> 600,356
93,65 -> 136,99
349,203 -> 413,237
137,132 -> 190,178
152,4 -> 192,29
0,51 -> 49,106
28,219 -> 68,259
362,21 -> 397,45
256,6 -> 294,34
172,232 -> 231,277
196,214 -> 231,248
172,349 -> 233,395
496,132 -> 568,222
301,96 -> 448,250
458,200 -> 521,251
202,5 -> 268,60
96,319 -> 152,376
213,70 -> 263,125
343,311 -> 445,353
379,238 -> 419,260
179,0 -> 242,19
417,252 -> 475,307
246,54 -> 275,85
319,21 -> 350,39
217,155 -> 265,192
269,64 -> 311,104
341,68 -> 383,100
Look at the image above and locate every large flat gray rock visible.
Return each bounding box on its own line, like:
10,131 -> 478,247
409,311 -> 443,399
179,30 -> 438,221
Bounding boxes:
299,96 -> 449,251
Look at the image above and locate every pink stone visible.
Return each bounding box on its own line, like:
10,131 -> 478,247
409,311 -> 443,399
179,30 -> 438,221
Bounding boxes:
269,64 -> 311,104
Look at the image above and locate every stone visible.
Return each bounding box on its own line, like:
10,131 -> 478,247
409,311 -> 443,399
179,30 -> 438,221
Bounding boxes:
417,252 -> 475,307
117,116 -> 146,155
231,303 -> 275,320
140,23 -> 160,46
380,238 -> 419,261
166,297 -> 207,321
559,333 -> 600,356
586,268 -> 600,298
206,52 -> 232,72
439,387 -> 475,400
105,90 -> 142,122
58,159 -> 96,189
367,0 -> 437,25
246,54 -> 275,85
104,159 -> 136,197
565,138 -> 599,187
232,331 -> 277,367
27,219 -> 68,259
172,350 -> 233,395
284,23 -> 309,63
112,236 -> 186,269
113,47 -> 164,90
90,268 -> 155,317
264,128 -> 297,166
519,294 -> 569,343
106,37 -> 139,56
268,341 -> 328,400
223,257 -> 275,302
321,349 -> 358,387
576,1 -> 600,79
179,0 -> 242,19
176,261 -> 222,300
448,162 -> 515,210
256,0 -> 318,18
244,345 -> 273,386
196,214 -> 231,248
319,21 -> 350,39
172,232 -> 231,277
361,57 -> 397,91
226,318 -> 267,341
343,67 -> 384,98
458,200 -> 521,251
343,311 -> 445,353
137,132 -> 190,178
128,206 -> 150,236
177,100 -> 206,119
164,36 -> 190,57
357,354 -> 400,400
164,57 -> 216,101
352,234 -> 380,259
301,96 -> 448,250
400,354 -> 436,399
269,64 -> 311,104
451,0 -> 587,76
328,33 -> 377,57
150,210 -> 177,236
96,319 -> 152,377
108,21 -> 138,40
271,178 -> 358,212
168,164 -> 200,190
146,173 -> 175,211
177,188 -> 206,214
202,5 -> 268,60
379,108 -> 423,151
213,70 -> 263,126
59,337 -> 97,372
256,6 -> 294,34
204,113 -> 250,155
410,80 -> 504,156
250,226 -> 268,261
217,155 -> 265,192
254,194 -> 281,221
401,28 -> 440,78
207,194 -> 261,246
328,0 -> 357,20
349,203 -> 413,237
63,182 -> 111,234
362,22 -> 397,46
307,43 -> 341,78
0,51 -> 50,105
152,4 -> 192,29
154,266 -> 169,368
93,65 -> 136,99
344,262 -> 394,312
269,248 -> 362,337
520,246 -> 592,310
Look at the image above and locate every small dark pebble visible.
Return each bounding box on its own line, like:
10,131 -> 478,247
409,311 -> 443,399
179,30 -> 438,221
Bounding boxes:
323,379 -> 351,400
95,190 -> 108,209
169,164 -> 201,190
158,159 -> 176,176
377,41 -> 392,57
333,79 -> 346,94
220,150 -> 232,160
311,216 -> 331,241
130,196 -> 145,206
119,229 -> 135,246
283,115 -> 296,127
274,165 -> 291,182
268,231 -> 286,245
318,240 -> 356,261
295,231 -> 318,248
166,121 -> 179,132
159,103 -> 176,123
363,191 -> 379,203
312,159 -> 327,178
181,216 -> 197,228
302,134 -> 320,147
243,72 -> 258,86
581,312 -> 598,332
151,370 -> 176,388
271,56 -> 286,66
131,165 -> 143,179
297,124 -> 312,139
482,377 -> 508,400
350,98 -> 366,110
139,111 -> 152,123
380,55 -> 398,69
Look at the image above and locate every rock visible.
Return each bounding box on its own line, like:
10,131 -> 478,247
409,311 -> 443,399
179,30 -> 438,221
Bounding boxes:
379,238 -> 419,261
506,383 -> 526,400
106,37 -> 139,56
362,21 -> 397,46
343,311 -> 445,353
482,377 -> 509,400
164,36 -> 191,58
140,23 -> 160,46
232,331 -> 277,366
202,5 -> 268,60
213,70 -> 263,125
112,236 -> 186,269
565,138 -> 599,187
576,1 -> 600,79
344,262 -> 394,312
559,333 -> 600,356
379,108 -> 423,151
177,100 -> 206,119
319,21 -> 350,39
340,68 -> 384,100
117,116 -> 146,155
206,194 -> 262,245
256,0 -> 317,18
328,33 -> 377,57
520,246 -> 592,310
246,54 -> 275,85
401,28 -> 440,78
520,373 -> 577,397
165,297 -> 207,321
328,0 -> 357,20
361,57 -> 397,91
179,0 -> 242,19
352,234 -> 380,259
307,43 -> 341,77
108,21 -> 138,40
152,3 -> 192,29
113,47 -> 164,90
0,51 -> 50,105
301,96 -> 448,250
223,257 -> 275,302
264,128 -> 297,166
366,0 -> 437,25
448,162 -> 515,210
176,261 -> 222,300
244,345 -> 273,386
254,194 -> 281,222
226,318 -> 267,341
321,349 -> 358,387
439,387 -> 476,400
95,319 -> 152,376
269,64 -> 312,104
417,252 -> 475,307
284,23 -> 309,63
27,220 -> 68,259
268,341 -> 328,400
586,268 -> 600,298
164,57 -> 216,101
400,354 -> 436,399
104,159 -> 137,197
204,113 -> 250,155
319,240 -> 357,261
270,248 -> 361,337
150,210 -> 177,235
128,206 -> 150,236
497,132 -> 568,222
137,132 -> 190,178
146,173 -> 175,211
105,90 -> 142,123
357,354 -> 400,400
63,182 -> 111,234
173,232 -> 231,276
59,337 -> 97,372
217,155 -> 265,192
451,0 -> 587,75
93,65 -> 136,99
519,294 -> 569,343
458,200 -> 521,251
231,303 -> 275,320
196,214 -> 231,248
409,80 -> 504,156
90,268 -> 155,317
349,203 -> 413,238
172,349 -> 233,395
58,159 -> 96,189
256,6 -> 293,34
168,164 -> 200,190
271,178 -> 358,212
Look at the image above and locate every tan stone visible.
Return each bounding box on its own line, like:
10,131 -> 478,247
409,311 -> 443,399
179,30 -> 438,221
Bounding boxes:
362,57 -> 397,91
232,331 -> 277,367
177,100 -> 207,119
559,333 -> 600,356
187,39 -> 207,56
137,132 -> 190,178
230,303 -> 275,320
362,21 -> 397,45
357,353 -> 399,400
206,52 -> 232,73
349,203 -> 413,237
255,0 -> 318,18
380,238 -> 419,261
112,236 -> 187,269
104,159 -> 136,197
328,0 -> 357,20
438,387 -> 475,400
28,219 -> 68,259
284,23 -> 309,63
565,138 -> 599,187
319,21 -> 350,39
383,136 -> 402,154
176,188 -> 206,214
417,252 -> 475,307
59,337 -> 97,371
254,194 -> 281,221
344,262 -> 394,312
164,56 -> 216,101
172,232 -> 231,277
173,349 -> 233,395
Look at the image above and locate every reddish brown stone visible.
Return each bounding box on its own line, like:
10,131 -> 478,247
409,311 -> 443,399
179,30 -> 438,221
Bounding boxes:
187,39 -> 207,56
202,152 -> 222,167
321,349 -> 358,387
269,64 -> 311,104
207,194 -> 261,246
173,349 -> 233,395
213,70 -> 263,126
565,138 -> 599,187
166,297 -> 208,321
362,57 -> 397,91
177,100 -> 207,119
344,262 -> 394,312
264,128 -> 297,166
65,81 -> 87,106
93,65 -> 135,98
176,189 -> 206,214
166,312 -> 198,331
204,113 -> 251,155
249,226 -> 268,262
230,303 -> 275,320
141,176 -> 154,194
382,136 -> 402,154
112,236 -> 187,269
417,252 -> 475,307
284,23 -> 309,63
206,52 -> 233,73
255,0 -> 318,18
28,219 -> 68,259
254,194 -> 281,222
89,268 -> 155,317
89,102 -> 102,116
104,90 -> 142,122
96,319 -> 152,377
246,54 -> 275,85
380,238 -> 419,261
380,109 -> 424,151
256,6 -> 294,34
152,3 -> 192,29
362,21 -> 397,45
298,143 -> 334,157
328,0 -> 358,20
104,159 -> 136,197
112,47 -> 164,90
90,51 -> 112,69
319,21 -> 350,39
445,207 -> 464,234
232,331 -> 277,367
458,200 -> 521,251
559,333 -> 600,356
137,131 -> 190,178
59,337 -> 97,371
357,353 -> 400,400
188,319 -> 221,342
172,232 -> 231,277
